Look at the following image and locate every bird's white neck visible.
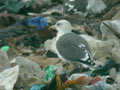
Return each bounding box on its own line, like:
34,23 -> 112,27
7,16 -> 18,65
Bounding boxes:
56,31 -> 71,41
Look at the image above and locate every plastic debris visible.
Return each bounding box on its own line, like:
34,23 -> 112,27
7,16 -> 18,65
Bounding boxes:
0,65 -> 19,90
100,19 -> 120,40
42,74 -> 67,90
91,60 -> 120,77
0,46 -> 9,52
106,77 -> 115,84
82,81 -> 117,90
109,68 -> 117,79
28,16 -> 48,30
29,84 -> 45,90
66,73 -> 90,86
91,76 -> 102,85
43,65 -> 55,81
68,73 -> 88,81
0,0 -> 33,13
87,0 -> 106,14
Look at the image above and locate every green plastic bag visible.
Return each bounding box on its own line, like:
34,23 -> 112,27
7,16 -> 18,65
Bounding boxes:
0,46 -> 9,52
43,65 -> 55,81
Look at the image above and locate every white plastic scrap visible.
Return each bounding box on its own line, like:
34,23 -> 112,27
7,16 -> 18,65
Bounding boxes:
68,73 -> 88,80
100,19 -> 120,38
0,65 -> 19,90
87,0 -> 106,13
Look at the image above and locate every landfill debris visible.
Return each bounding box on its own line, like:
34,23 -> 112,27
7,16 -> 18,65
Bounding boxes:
43,65 -> 56,81
0,0 -> 120,90
45,51 -> 58,58
16,34 -> 41,48
0,45 -> 9,52
82,81 -> 117,90
87,0 -> 106,14
28,56 -> 60,68
15,56 -> 45,89
0,11 -> 16,29
0,0 -> 53,14
68,73 -> 88,81
91,60 -> 120,77
28,16 -> 49,30
0,51 -> 11,72
0,0 -> 33,13
63,0 -> 87,14
91,76 -> 102,85
105,76 -> 115,84
42,74 -> 67,90
30,84 -> 45,90
0,65 -> 19,90
100,19 -> 120,40
109,68 -> 116,79
112,11 -> 120,20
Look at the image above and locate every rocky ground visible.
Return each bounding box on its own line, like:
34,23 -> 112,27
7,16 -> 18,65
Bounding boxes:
0,0 -> 120,90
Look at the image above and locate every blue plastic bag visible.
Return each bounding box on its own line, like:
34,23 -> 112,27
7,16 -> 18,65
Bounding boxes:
28,16 -> 48,30
30,84 -> 45,90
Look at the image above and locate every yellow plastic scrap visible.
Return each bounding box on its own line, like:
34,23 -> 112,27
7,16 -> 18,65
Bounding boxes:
102,36 -> 105,41
56,74 -> 63,90
56,74 -> 87,90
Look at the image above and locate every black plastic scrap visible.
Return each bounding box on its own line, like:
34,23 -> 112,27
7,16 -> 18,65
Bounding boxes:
91,60 -> 120,77
41,74 -> 67,90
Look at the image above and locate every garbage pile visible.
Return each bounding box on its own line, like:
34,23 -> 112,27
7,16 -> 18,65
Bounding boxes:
0,0 -> 120,90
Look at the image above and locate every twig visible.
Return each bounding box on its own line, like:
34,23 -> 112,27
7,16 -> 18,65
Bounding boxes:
103,22 -> 120,39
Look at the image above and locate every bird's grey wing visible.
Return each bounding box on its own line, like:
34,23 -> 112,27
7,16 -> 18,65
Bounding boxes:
56,33 -> 93,65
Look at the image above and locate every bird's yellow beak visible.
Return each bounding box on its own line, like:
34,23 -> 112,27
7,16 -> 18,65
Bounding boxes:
48,25 -> 56,30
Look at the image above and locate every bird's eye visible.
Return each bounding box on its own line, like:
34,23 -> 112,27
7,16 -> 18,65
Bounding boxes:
57,23 -> 61,26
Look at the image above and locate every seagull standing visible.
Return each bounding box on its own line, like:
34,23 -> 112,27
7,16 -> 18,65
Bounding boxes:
49,20 -> 95,67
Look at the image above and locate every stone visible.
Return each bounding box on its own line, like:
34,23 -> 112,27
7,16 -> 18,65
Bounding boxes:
0,51 -> 11,72
15,56 -> 45,89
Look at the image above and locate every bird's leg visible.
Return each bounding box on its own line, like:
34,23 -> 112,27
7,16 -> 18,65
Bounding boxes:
74,63 -> 83,73
62,61 -> 70,72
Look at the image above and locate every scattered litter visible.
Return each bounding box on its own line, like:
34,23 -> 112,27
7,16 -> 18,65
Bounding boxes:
87,0 -> 106,14
30,84 -> 45,90
91,60 -> 120,77
42,74 -> 67,90
100,19 -> 120,40
66,73 -> 91,86
0,1 -> 120,90
0,65 -> 19,90
28,16 -> 48,30
105,76 -> 115,84
83,81 -> 117,90
91,76 -> 102,85
0,46 -> 9,52
43,65 -> 56,81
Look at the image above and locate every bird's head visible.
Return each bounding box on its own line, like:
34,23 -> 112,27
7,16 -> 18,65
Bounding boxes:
49,20 -> 73,33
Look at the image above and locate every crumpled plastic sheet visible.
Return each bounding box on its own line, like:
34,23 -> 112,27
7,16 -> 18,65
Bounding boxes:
84,81 -> 116,90
28,16 -> 48,30
0,65 -> 19,90
29,84 -> 45,90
